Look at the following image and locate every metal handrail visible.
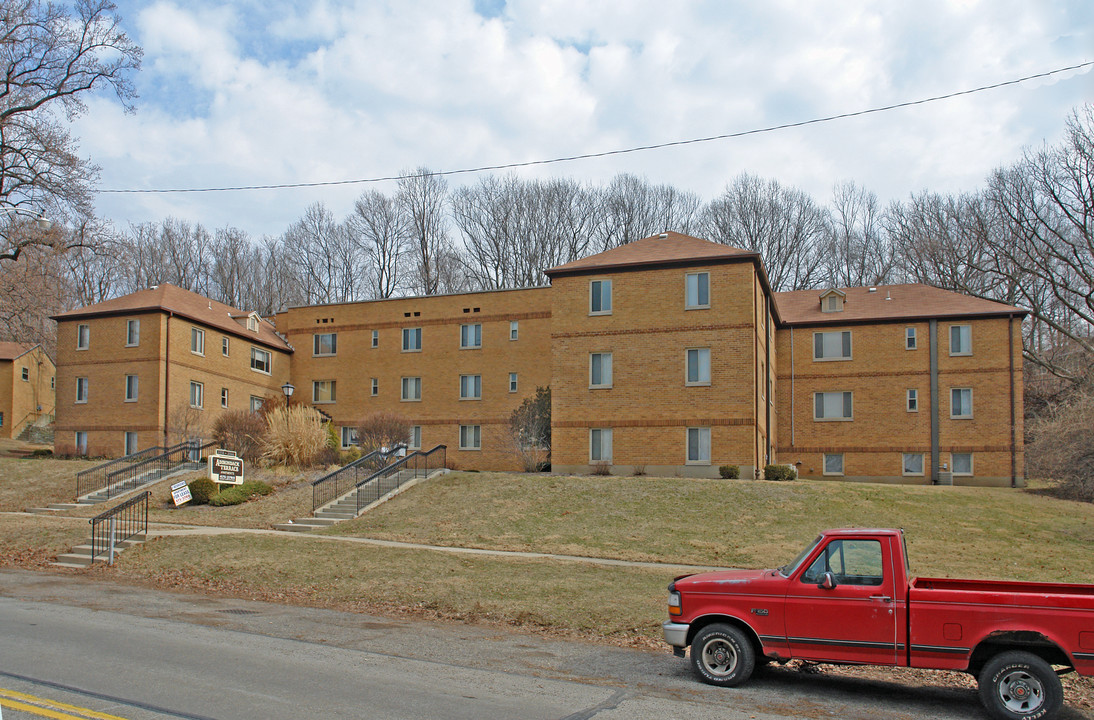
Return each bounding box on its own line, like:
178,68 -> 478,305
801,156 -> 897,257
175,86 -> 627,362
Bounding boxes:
355,445 -> 446,514
76,445 -> 168,498
90,491 -> 149,565
99,439 -> 214,500
311,445 -> 406,511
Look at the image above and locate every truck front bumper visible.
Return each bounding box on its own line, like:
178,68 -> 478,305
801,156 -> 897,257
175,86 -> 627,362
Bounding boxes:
662,620 -> 689,648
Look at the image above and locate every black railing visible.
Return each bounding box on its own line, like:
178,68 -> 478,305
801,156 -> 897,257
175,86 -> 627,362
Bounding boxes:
311,445 -> 405,511
99,439 -> 214,500
76,445 -> 167,498
90,491 -> 149,564
356,445 -> 446,514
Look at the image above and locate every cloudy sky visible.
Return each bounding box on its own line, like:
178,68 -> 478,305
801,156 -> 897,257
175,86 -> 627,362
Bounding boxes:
75,0 -> 1092,238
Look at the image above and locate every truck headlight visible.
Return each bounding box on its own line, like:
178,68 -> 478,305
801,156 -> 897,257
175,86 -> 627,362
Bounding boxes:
668,590 -> 682,616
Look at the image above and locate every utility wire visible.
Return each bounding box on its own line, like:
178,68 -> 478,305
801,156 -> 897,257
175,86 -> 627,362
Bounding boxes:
99,60 -> 1093,194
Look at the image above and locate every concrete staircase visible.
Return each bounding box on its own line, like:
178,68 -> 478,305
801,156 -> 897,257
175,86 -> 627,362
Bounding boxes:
51,533 -> 147,569
17,423 -> 53,445
276,467 -> 445,532
25,463 -> 201,516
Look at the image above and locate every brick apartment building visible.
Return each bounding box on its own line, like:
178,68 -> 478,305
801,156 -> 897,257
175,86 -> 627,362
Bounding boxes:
0,342 -> 55,440
52,232 -> 1025,486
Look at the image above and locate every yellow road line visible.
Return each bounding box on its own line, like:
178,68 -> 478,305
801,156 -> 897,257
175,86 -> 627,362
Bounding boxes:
0,688 -> 130,720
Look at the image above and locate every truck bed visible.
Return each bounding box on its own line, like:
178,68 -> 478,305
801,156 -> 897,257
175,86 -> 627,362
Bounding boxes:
912,576 -> 1094,597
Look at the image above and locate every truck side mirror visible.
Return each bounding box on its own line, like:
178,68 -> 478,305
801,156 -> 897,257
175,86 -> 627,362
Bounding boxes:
819,571 -> 837,590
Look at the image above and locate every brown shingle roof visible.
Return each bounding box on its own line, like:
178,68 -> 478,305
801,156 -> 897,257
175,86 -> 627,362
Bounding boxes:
51,284 -> 293,352
775,284 -> 1025,325
544,232 -> 757,277
0,341 -> 37,361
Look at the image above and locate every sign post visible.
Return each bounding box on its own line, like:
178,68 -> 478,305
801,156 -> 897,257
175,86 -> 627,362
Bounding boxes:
208,449 -> 245,485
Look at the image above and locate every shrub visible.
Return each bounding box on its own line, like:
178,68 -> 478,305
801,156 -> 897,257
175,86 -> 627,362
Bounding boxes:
263,406 -> 328,466
187,478 -> 218,505
591,461 -> 611,476
209,480 -> 272,506
632,463 -> 646,476
211,410 -> 266,463
719,465 -> 740,479
764,464 -> 797,482
355,411 -> 411,453
509,386 -> 551,472
1027,390 -> 1094,502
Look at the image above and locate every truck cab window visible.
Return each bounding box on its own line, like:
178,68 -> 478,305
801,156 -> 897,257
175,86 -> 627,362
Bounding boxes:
801,540 -> 883,586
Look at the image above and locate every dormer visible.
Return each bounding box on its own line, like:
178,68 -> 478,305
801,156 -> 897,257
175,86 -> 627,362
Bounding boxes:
232,312 -> 263,333
819,288 -> 846,313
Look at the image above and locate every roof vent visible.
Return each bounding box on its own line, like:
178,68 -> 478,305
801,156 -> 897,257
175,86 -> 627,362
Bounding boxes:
658,232 -> 668,238
868,287 -> 877,293
886,291 -> 892,301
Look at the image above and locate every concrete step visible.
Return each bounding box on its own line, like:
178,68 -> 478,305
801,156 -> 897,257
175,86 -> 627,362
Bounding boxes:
51,558 -> 92,569
49,503 -> 80,510
25,507 -> 58,515
315,511 -> 356,520
274,518 -> 337,532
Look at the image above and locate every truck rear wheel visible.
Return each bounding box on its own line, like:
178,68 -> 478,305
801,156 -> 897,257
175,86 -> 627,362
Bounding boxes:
690,624 -> 755,687
978,651 -> 1063,720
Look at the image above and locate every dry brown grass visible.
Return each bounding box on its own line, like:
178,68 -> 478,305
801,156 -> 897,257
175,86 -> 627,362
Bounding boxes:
0,456 -> 100,511
0,514 -> 90,567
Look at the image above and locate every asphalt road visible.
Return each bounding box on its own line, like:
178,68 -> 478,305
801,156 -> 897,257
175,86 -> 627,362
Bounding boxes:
0,570 -> 1089,720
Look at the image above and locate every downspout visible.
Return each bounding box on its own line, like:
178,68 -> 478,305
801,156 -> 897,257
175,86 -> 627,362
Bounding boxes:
163,312 -> 172,447
929,319 -> 939,484
790,326 -> 795,446
1009,314 -> 1017,488
764,294 -> 771,465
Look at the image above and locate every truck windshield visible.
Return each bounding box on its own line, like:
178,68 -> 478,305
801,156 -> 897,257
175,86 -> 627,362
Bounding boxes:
779,535 -> 822,577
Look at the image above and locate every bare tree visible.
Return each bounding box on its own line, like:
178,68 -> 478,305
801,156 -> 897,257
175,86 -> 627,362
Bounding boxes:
397,168 -> 450,295
701,173 -> 828,291
118,218 -> 212,295
284,202 -> 363,305
593,173 -> 702,251
0,0 -> 142,262
346,190 -> 407,298
62,217 -> 124,305
355,410 -> 411,452
822,181 -> 894,287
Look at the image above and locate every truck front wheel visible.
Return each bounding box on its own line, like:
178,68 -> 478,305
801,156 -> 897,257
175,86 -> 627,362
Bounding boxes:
978,651 -> 1063,720
690,624 -> 755,687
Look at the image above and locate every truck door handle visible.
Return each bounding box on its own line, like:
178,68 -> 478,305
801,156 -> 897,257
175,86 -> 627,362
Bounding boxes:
870,595 -> 893,603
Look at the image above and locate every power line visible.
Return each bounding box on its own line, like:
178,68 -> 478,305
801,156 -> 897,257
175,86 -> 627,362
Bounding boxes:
99,60 -> 1093,195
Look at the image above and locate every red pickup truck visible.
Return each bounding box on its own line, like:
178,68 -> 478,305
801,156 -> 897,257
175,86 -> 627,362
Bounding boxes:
663,528 -> 1094,720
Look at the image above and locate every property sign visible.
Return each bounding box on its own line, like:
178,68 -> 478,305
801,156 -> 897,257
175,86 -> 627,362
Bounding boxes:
208,449 -> 245,485
171,480 -> 192,506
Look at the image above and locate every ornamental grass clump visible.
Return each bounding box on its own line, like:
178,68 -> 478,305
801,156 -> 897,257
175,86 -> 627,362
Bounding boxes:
262,406 -> 328,467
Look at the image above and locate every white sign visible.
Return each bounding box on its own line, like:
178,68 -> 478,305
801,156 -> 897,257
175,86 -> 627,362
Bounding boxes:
171,480 -> 192,506
208,450 -> 245,485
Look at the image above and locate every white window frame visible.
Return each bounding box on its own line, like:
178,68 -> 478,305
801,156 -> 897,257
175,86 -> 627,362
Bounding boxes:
902,452 -> 925,477
190,381 -> 204,409
813,330 -> 852,361
76,323 -> 89,350
949,324 -> 972,356
905,327 -> 917,350
340,426 -> 358,449
126,319 -> 140,347
589,428 -> 613,463
686,427 -> 711,465
402,327 -> 422,352
589,352 -> 613,389
124,431 -> 138,456
814,391 -> 853,421
952,452 -> 974,476
509,372 -> 518,393
250,395 -> 264,413
20,367 -> 28,381
222,336 -> 230,356
371,330 -> 379,348
75,377 -> 88,404
251,347 -> 272,374
75,431 -> 88,455
823,453 -> 845,476
686,348 -> 711,386
589,279 -> 612,315
409,426 -> 422,450
950,387 -> 973,419
509,321 -> 519,341
459,374 -> 482,400
685,272 -> 710,309
124,374 -> 138,402
191,327 -> 204,356
460,323 -> 482,349
459,424 -> 481,451
314,333 -> 338,356
312,380 -> 336,404
401,376 -> 422,402
371,378 -> 378,396
907,388 -> 918,413
221,387 -> 229,408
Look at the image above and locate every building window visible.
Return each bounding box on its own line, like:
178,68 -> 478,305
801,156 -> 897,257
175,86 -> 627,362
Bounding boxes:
401,377 -> 421,401
124,432 -> 138,456
459,424 -> 481,450
509,372 -> 518,393
221,388 -> 229,408
190,381 -> 204,409
124,375 -> 138,402
50,376 -> 54,389
823,453 -> 844,476
813,331 -> 852,361
590,279 -> 612,315
590,352 -> 613,388
686,272 -> 710,309
371,378 -> 378,396
814,391 -> 853,421
460,323 -> 482,349
251,347 -> 271,374
20,367 -> 28,381
510,321 -> 519,341
905,327 -> 917,350
409,426 -> 421,450
247,315 -> 259,332
314,333 -> 337,356
590,428 -> 613,463
340,426 -> 358,449
402,328 -> 422,352
951,388 -> 973,418
822,295 -> 843,312
952,452 -> 974,476
903,453 -> 925,476
686,348 -> 711,385
371,330 -> 379,348
313,380 -> 336,403
75,377 -> 88,403
77,324 -> 89,350
0,412 -> 3,427
126,319 -> 140,346
191,327 -> 204,355
907,388 -> 918,412
459,374 -> 482,400
222,337 -> 230,356
250,396 -> 263,413
687,427 -> 711,464
949,325 -> 972,356
75,431 -> 87,455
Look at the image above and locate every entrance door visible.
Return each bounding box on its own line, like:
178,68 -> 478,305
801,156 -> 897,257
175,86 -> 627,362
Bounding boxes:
783,537 -> 899,665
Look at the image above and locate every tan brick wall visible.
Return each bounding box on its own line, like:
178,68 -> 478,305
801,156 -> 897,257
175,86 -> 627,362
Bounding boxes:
278,287 -> 552,471
0,348 -> 55,439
